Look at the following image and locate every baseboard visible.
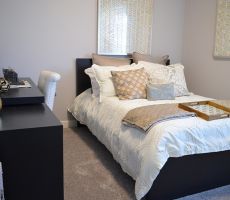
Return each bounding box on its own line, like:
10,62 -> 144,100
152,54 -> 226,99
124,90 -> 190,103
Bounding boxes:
61,120 -> 78,128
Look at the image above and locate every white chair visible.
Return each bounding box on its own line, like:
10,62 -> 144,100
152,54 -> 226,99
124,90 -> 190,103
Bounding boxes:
38,70 -> 61,110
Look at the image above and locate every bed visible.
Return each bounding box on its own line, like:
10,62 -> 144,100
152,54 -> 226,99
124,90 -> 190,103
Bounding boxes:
70,58 -> 230,200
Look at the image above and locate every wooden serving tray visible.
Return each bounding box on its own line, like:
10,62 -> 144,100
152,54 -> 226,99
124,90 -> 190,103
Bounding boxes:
179,100 -> 230,121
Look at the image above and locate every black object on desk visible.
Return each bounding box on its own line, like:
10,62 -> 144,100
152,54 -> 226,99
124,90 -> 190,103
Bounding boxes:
3,68 -> 19,85
0,78 -> 44,106
0,103 -> 63,200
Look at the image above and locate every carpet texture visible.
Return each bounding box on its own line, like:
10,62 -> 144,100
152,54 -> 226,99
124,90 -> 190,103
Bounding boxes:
64,127 -> 230,200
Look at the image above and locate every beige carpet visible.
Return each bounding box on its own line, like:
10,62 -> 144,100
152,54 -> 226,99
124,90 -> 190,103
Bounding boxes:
64,127 -> 136,200
64,127 -> 230,200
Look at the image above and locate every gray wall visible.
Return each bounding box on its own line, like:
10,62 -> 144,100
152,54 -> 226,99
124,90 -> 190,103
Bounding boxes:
0,0 -> 185,121
152,0 -> 185,64
182,0 -> 230,98
0,0 -> 97,121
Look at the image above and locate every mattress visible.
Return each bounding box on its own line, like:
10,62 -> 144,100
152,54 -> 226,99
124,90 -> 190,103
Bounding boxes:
69,89 -> 230,200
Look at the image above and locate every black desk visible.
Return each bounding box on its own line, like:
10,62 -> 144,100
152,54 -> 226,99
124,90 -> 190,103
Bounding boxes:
0,87 -> 63,200
0,78 -> 44,106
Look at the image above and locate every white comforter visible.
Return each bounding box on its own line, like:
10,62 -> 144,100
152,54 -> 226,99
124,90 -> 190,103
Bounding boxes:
69,89 -> 230,200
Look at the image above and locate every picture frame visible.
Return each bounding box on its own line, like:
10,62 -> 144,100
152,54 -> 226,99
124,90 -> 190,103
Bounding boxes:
214,0 -> 230,58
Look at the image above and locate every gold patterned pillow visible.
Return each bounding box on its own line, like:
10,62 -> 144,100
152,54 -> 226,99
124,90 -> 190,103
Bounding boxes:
111,68 -> 149,100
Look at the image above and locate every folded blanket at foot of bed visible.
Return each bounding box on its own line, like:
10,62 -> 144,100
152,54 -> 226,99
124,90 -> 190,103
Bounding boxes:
122,103 -> 196,132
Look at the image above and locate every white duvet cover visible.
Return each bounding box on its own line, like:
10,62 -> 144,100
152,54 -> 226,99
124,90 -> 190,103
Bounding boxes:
69,89 -> 230,200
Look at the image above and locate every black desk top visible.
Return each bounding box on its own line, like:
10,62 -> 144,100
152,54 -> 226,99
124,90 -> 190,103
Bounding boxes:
0,103 -> 62,132
0,78 -> 44,106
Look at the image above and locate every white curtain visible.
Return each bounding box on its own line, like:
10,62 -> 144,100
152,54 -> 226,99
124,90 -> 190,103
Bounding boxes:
98,0 -> 153,55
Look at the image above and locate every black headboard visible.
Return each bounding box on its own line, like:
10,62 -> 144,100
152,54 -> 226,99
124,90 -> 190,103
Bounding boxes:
76,57 -> 170,96
76,58 -> 93,95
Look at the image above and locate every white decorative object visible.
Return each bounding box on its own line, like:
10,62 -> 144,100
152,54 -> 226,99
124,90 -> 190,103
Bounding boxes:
84,68 -> 100,98
98,0 -> 153,55
214,0 -> 230,57
38,70 -> 61,110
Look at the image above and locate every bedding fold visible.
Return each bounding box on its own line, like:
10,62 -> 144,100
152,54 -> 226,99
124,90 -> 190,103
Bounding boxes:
122,104 -> 196,132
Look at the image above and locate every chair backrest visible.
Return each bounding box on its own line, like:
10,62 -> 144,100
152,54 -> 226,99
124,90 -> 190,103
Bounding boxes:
38,70 -> 61,110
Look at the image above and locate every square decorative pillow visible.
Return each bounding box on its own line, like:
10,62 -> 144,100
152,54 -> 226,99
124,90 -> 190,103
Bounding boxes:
92,54 -> 131,66
92,64 -> 140,101
111,68 -> 149,100
137,61 -> 189,97
147,83 -> 175,101
132,52 -> 169,65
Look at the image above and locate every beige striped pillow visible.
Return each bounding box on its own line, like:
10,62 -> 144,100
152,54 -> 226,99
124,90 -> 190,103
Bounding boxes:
111,68 -> 149,100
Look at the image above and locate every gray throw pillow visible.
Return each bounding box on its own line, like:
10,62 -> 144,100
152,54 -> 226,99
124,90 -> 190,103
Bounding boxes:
147,83 -> 175,101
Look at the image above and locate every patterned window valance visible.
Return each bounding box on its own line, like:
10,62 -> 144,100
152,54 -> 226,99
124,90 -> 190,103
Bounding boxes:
98,0 -> 153,55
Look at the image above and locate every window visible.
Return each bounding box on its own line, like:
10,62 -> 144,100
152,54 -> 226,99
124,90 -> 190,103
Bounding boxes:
98,0 -> 153,55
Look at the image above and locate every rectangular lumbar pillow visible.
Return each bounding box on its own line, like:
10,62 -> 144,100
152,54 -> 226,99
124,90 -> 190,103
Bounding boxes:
132,52 -> 169,65
92,54 -> 131,66
111,68 -> 149,100
147,83 -> 175,101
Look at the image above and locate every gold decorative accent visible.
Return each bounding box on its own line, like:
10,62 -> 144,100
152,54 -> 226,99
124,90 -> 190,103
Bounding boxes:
179,101 -> 230,121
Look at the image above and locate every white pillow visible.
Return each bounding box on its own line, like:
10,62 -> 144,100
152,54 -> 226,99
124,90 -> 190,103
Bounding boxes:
138,62 -> 170,84
137,61 -> 189,97
92,64 -> 140,100
168,63 -> 190,97
84,68 -> 100,97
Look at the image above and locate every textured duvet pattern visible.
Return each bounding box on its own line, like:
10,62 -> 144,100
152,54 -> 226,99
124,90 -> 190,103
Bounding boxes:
69,89 -> 230,200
